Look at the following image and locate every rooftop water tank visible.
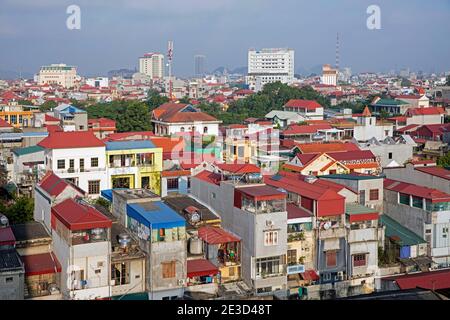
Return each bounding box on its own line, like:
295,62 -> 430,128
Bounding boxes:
118,233 -> 132,248
189,236 -> 203,255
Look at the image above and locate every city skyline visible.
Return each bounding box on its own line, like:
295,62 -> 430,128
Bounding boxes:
0,0 -> 449,78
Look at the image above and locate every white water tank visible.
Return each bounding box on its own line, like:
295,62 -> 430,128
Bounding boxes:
189,236 -> 203,255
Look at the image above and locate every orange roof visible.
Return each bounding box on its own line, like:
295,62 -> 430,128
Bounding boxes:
361,106 -> 372,117
320,161 -> 337,172
162,170 -> 191,177
38,131 -> 105,149
295,142 -> 360,154
149,137 -> 184,153
282,163 -> 304,172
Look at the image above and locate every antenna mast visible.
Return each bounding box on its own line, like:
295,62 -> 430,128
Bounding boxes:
335,32 -> 340,71
167,40 -> 174,100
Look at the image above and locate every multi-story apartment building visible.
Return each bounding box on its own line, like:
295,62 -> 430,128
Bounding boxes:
38,131 -> 108,198
0,105 -> 35,128
384,178 -> 450,268
109,189 -> 187,299
38,64 -> 77,88
139,53 -> 164,79
246,48 -> 294,92
53,104 -> 88,132
191,165 -> 288,296
105,140 -> 163,195
51,198 -> 112,300
283,99 -> 324,120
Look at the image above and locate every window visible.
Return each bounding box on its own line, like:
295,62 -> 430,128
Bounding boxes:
162,261 -> 176,279
57,159 -> 65,169
187,177 -> 191,189
326,251 -> 337,268
287,250 -> 297,265
359,190 -> 365,205
95,269 -> 101,274
6,277 -> 13,283
388,152 -> 393,159
353,254 -> 366,267
91,157 -> 99,167
88,180 -> 100,195
369,189 -> 379,201
264,231 -> 278,246
112,262 -> 130,286
412,196 -> 423,209
69,159 -> 75,170
203,126 -> 208,134
255,256 -> 283,278
180,127 -> 185,132
167,178 -> 179,190
79,159 -> 84,171
399,193 -> 410,205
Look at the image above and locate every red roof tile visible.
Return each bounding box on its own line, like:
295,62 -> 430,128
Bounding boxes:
198,226 -> 240,244
327,150 -> 376,162
38,131 -> 105,149
415,166 -> 450,181
287,203 -> 312,219
51,198 -> 112,231
0,118 -> 13,128
284,99 -> 322,110
194,170 -> 222,185
38,171 -> 83,197
215,163 -> 260,174
0,227 -> 16,246
21,252 -> 61,276
152,103 -> 218,123
295,142 -> 360,154
405,107 -> 445,116
387,269 -> 450,290
384,178 -> 450,203
187,259 -> 219,278
283,124 -> 332,135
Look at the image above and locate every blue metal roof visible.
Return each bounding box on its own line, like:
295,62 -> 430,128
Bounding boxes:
22,131 -> 49,137
127,201 -> 185,230
105,140 -> 156,151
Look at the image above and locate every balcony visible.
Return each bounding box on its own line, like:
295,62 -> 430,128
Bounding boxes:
55,167 -> 105,174
348,228 -> 377,243
319,227 -> 346,239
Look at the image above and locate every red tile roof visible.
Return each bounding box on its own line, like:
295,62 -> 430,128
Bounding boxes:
415,166 -> 450,181
396,124 -> 419,133
187,259 -> 219,278
384,178 -> 450,203
44,114 -> 60,122
283,124 -> 332,135
0,118 -> 13,128
0,227 -> 16,246
38,171 -> 84,197
21,252 -> 61,276
236,185 -> 286,201
295,142 -> 360,154
287,203 -> 312,219
284,99 -> 322,110
152,102 -> 218,123
198,226 -> 240,244
215,163 -> 260,174
387,269 -> 450,290
327,150 -> 376,162
38,131 -> 105,149
51,198 -> 112,231
405,107 -> 445,116
194,170 -> 222,185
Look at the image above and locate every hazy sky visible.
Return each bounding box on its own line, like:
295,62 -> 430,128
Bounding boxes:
1,0 -> 449,77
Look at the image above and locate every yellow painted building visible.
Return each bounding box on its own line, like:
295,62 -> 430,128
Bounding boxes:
105,140 -> 163,195
0,106 -> 35,128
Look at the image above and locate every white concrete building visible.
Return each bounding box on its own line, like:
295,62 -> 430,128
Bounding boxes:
38,64 -> 77,88
51,198 -> 112,300
321,64 -> 338,86
246,48 -> 294,92
151,103 -> 221,136
38,131 -> 107,198
353,107 -> 393,142
139,53 -> 165,79
86,77 -> 109,88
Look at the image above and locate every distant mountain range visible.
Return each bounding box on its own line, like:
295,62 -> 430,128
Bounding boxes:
295,65 -> 323,77
0,69 -> 34,80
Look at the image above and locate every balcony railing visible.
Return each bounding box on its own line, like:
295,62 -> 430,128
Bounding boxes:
55,167 -> 105,174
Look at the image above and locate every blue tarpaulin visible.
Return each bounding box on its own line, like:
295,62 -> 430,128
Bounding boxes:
400,246 -> 411,259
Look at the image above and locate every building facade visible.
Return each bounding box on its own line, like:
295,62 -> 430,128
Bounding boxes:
38,64 -> 77,88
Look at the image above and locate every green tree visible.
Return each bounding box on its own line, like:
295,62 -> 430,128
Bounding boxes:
178,96 -> 191,104
3,197 -> 34,224
401,78 -> 412,87
437,152 -> 450,167
39,100 -> 57,112
147,89 -> 169,111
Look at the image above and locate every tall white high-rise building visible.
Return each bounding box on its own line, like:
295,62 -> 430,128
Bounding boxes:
246,48 -> 294,92
139,53 -> 165,79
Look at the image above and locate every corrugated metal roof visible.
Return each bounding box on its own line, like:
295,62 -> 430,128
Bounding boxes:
380,215 -> 426,246
105,140 -> 156,151
127,201 -> 185,230
12,145 -> 45,156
